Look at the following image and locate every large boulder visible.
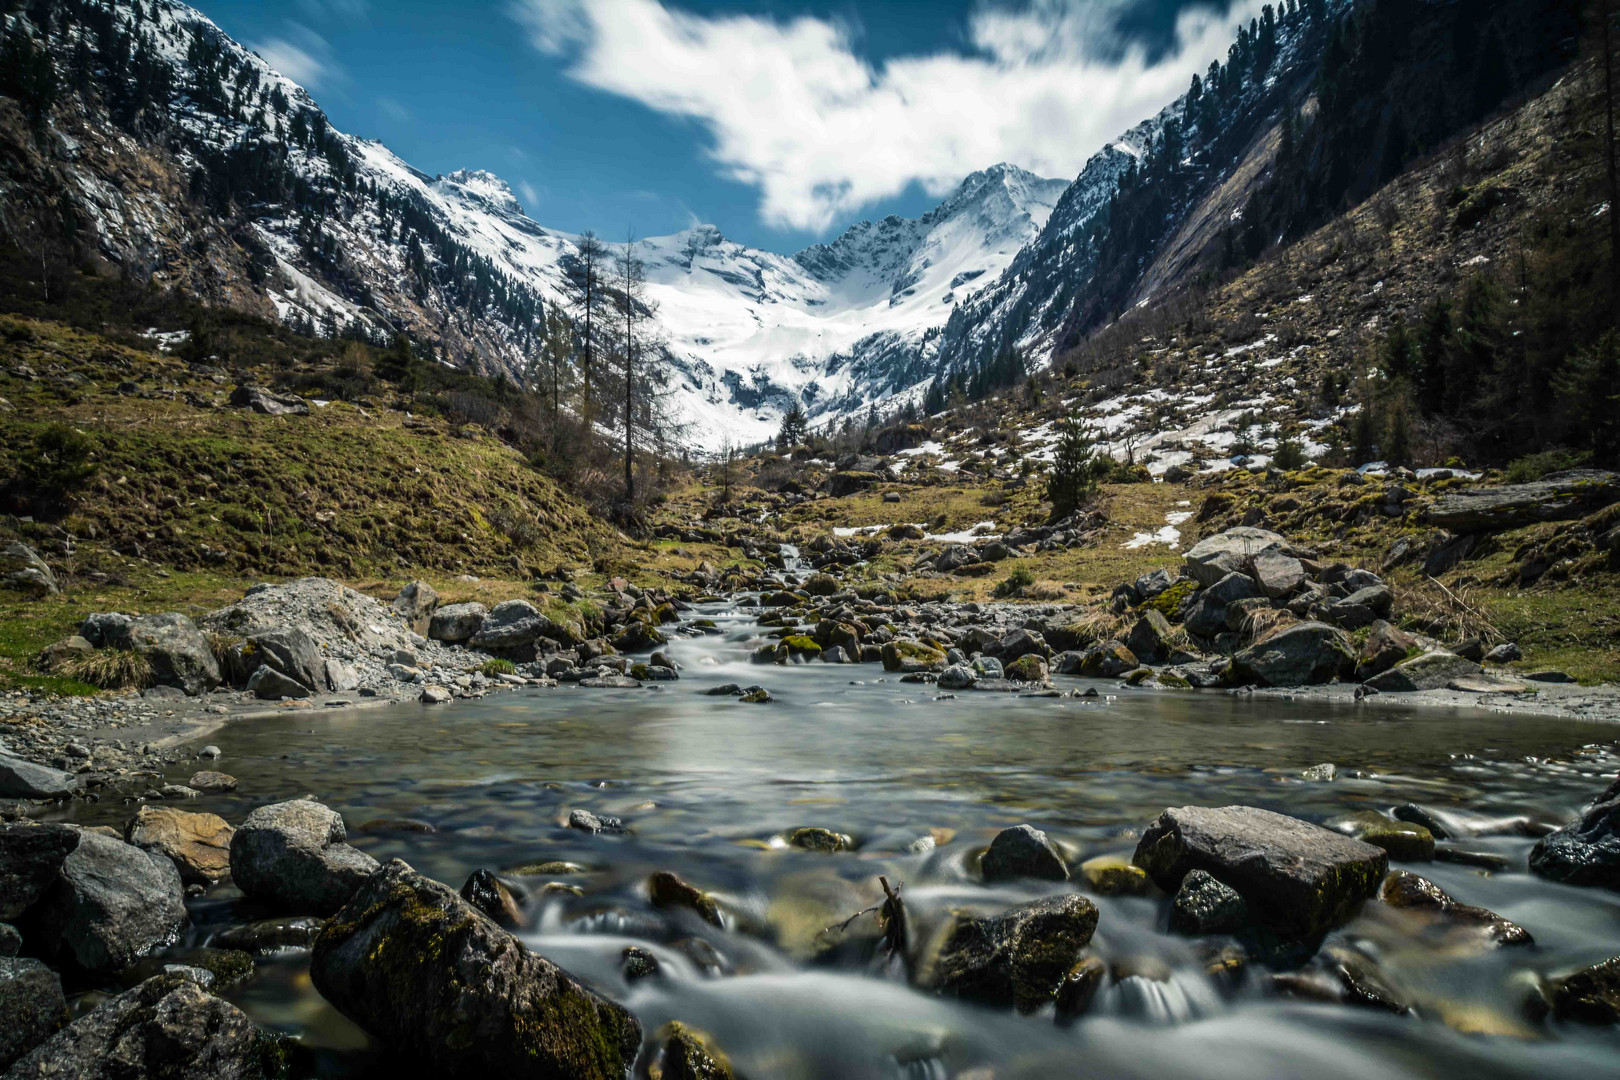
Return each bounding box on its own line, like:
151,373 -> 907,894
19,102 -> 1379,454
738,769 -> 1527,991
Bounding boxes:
0,825 -> 79,919
1183,571 -> 1261,638
1183,527 -> 1291,587
881,640 -> 946,673
469,600 -> 553,652
0,544 -> 58,598
28,830 -> 186,976
392,580 -> 439,634
1355,620 -> 1417,681
994,628 -> 1049,663
1229,622 -> 1354,687
244,665 -> 310,701
128,613 -> 220,696
827,471 -> 881,497
126,807 -> 234,886
1427,470 -> 1620,533
980,824 -> 1068,882
202,578 -> 416,653
1529,797 -> 1620,890
1133,805 -> 1387,939
229,800 -> 378,915
1126,610 -> 1173,663
5,973 -> 284,1079
0,957 -> 67,1070
1364,650 -> 1482,692
243,627 -> 324,694
931,895 -> 1099,1013
311,859 -> 641,1078
428,602 -> 487,644
78,612 -> 134,649
0,755 -> 82,800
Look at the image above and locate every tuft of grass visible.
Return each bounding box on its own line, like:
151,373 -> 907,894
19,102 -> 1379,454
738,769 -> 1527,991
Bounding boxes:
60,648 -> 153,690
479,657 -> 517,676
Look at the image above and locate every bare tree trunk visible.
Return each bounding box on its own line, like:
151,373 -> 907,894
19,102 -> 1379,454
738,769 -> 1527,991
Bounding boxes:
1606,0 -> 1620,314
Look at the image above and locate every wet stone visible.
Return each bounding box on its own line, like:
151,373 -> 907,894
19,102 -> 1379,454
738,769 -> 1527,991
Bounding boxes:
981,824 -> 1068,882
569,809 -> 626,835
933,895 -> 1100,1013
1170,869 -> 1247,935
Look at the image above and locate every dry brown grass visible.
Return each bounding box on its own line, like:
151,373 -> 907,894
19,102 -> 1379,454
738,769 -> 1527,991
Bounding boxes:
60,648 -> 153,690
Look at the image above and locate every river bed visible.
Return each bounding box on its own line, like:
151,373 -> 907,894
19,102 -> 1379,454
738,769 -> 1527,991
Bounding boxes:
60,604 -> 1620,1077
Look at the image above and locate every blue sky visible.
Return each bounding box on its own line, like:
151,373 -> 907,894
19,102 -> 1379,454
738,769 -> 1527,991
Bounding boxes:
194,0 -> 1258,253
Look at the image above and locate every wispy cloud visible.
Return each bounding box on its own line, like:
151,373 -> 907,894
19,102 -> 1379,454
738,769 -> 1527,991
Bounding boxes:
518,180 -> 541,208
296,0 -> 369,23
376,96 -> 412,123
252,24 -> 341,92
511,0 -> 1263,233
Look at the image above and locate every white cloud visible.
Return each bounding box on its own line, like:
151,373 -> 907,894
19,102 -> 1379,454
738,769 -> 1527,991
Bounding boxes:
511,0 -> 1265,233
252,25 -> 342,92
518,180 -> 540,207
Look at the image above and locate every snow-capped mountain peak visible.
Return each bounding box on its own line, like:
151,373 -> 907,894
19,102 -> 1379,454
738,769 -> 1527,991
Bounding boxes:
439,169 -> 527,217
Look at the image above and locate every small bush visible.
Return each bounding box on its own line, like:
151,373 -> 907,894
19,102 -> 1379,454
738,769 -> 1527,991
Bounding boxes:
479,658 -> 518,676
1273,439 -> 1307,470
1504,449 -> 1590,485
61,649 -> 153,690
993,567 -> 1036,598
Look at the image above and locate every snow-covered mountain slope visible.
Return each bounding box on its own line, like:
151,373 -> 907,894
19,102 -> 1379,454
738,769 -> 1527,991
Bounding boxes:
7,0 -> 1069,449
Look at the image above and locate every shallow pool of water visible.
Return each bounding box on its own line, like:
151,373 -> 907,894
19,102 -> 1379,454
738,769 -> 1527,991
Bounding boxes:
72,605 -> 1620,1077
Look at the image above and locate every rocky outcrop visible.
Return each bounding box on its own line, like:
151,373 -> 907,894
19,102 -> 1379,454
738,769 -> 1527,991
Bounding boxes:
1182,527 -> 1293,587
310,860 -> 641,1078
1134,805 -> 1387,939
229,800 -> 379,915
242,627 -> 325,695
1364,650 -> 1482,692
932,895 -> 1099,1012
4,974 -> 285,1079
392,581 -> 439,635
428,602 -> 487,643
468,599 -> 554,652
1427,470 -> 1620,533
228,384 -> 309,416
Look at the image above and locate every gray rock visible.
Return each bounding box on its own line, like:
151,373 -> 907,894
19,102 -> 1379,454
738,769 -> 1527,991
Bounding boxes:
202,578 -> 415,654
0,957 -> 68,1071
78,612 -> 134,649
994,628 -> 1048,663
310,860 -> 641,1078
1530,797 -> 1620,890
5,973 -> 283,1079
244,665 -> 309,701
1355,620 -> 1417,681
981,824 -> 1068,882
938,664 -> 977,690
1126,609 -> 1173,663
1484,642 -> 1523,664
1183,572 -> 1262,638
932,895 -> 1099,1012
324,658 -> 358,692
128,613 -> 220,696
1251,551 -> 1306,600
970,655 -> 1004,679
31,830 -> 186,976
419,685 -> 453,704
229,800 -> 379,915
1134,805 -> 1387,939
0,923 -> 19,956
1229,622 -> 1354,687
392,581 -> 440,634
245,627 -> 324,693
0,755 -> 82,800
469,600 -> 552,651
1342,584 -> 1394,617
229,384 -> 309,416
1132,567 -> 1177,601
0,825 -> 80,920
1170,869 -> 1248,934
568,809 -> 625,835
1364,650 -> 1482,692
1428,470 -> 1620,533
0,544 -> 58,598
1183,527 -> 1290,587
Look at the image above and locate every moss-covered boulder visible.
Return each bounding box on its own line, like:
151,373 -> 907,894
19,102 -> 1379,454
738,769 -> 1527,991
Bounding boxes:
1003,654 -> 1050,684
803,574 -> 840,597
881,640 -> 945,673
779,636 -> 822,662
785,827 -> 851,853
1339,812 -> 1435,862
311,860 -> 640,1079
611,621 -> 667,653
648,871 -> 721,927
931,895 -> 1099,1013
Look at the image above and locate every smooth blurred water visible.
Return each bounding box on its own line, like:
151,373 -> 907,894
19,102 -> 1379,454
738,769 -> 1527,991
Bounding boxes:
81,604 -> 1620,1077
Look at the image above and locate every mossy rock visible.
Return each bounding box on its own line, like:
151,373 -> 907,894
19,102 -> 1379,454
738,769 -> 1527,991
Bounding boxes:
802,574 -> 839,597
1078,856 -> 1152,897
785,827 -> 852,853
1340,812 -> 1435,862
881,640 -> 945,672
780,635 -> 822,658
648,1021 -> 735,1080
1155,671 -> 1192,689
748,644 -> 777,665
1141,580 -> 1198,619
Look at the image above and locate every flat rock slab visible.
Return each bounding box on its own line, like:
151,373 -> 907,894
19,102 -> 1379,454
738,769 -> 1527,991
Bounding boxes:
1134,805 -> 1387,939
1427,470 -> 1620,533
1365,650 -> 1481,693
0,755 -> 82,800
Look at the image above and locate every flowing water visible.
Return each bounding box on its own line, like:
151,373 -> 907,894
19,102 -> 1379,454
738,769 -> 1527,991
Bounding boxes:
68,604 -> 1620,1077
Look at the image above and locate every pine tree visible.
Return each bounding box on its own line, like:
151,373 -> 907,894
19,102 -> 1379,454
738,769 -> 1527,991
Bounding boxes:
566,231 -> 609,423
1045,415 -> 1106,522
778,402 -> 809,448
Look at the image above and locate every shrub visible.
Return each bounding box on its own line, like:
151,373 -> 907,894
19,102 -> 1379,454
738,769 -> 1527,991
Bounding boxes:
1504,449 -> 1590,484
993,567 -> 1036,598
479,658 -> 518,676
9,423 -> 98,514
61,649 -> 153,690
1273,438 -> 1307,470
